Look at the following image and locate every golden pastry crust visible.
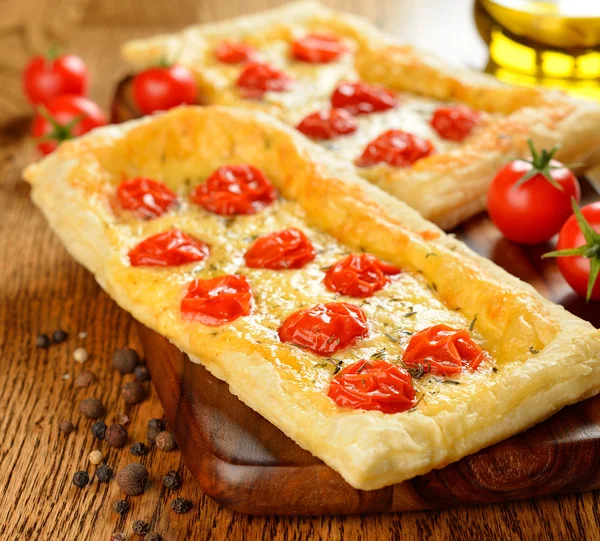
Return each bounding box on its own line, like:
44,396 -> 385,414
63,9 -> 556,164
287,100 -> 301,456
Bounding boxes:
121,1 -> 600,230
24,106 -> 600,490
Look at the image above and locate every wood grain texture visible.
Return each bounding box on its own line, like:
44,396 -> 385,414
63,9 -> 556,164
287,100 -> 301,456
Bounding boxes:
1,0 -> 600,539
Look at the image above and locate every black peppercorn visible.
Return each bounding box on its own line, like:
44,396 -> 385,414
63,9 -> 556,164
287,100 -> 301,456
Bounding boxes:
132,520 -> 150,535
91,420 -> 107,439
121,381 -> 146,405
96,464 -> 113,482
147,533 -> 162,541
112,347 -> 140,374
171,497 -> 192,514
106,423 -> 128,448
130,442 -> 147,456
116,463 -> 148,495
72,470 -> 89,488
74,370 -> 97,388
52,329 -> 68,343
113,499 -> 130,515
147,418 -> 165,444
134,365 -> 151,382
162,470 -> 182,490
155,431 -> 176,452
59,419 -> 75,434
36,334 -> 51,349
111,533 -> 127,541
79,397 -> 105,419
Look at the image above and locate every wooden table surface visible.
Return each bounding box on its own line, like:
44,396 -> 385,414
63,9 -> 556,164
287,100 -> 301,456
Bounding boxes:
1,1 -> 600,539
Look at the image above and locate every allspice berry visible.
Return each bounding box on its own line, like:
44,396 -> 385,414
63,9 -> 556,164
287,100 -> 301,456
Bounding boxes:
112,347 -> 140,374
59,419 -> 75,434
74,370 -> 97,388
106,423 -> 128,448
121,381 -> 145,405
155,431 -> 176,452
79,397 -> 105,419
88,449 -> 103,465
116,463 -> 148,495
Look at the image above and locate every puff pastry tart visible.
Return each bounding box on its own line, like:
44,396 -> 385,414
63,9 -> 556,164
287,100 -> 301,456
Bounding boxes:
120,1 -> 600,230
24,106 -> 600,490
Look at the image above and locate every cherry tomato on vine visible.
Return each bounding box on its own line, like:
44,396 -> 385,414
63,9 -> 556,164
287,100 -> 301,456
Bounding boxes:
23,52 -> 88,106
31,95 -> 106,155
487,141 -> 581,245
543,200 -> 600,301
132,64 -> 197,115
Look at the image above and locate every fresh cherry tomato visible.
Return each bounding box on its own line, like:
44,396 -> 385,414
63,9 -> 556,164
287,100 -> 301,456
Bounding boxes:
487,142 -> 581,245
117,177 -> 178,219
244,228 -> 315,270
543,200 -> 600,301
31,94 -> 106,155
356,130 -> 434,168
324,254 -> 401,298
181,274 -> 253,326
291,34 -> 347,63
330,81 -> 397,116
23,53 -> 88,106
236,62 -> 293,98
328,360 -> 416,413
128,229 -> 209,267
214,41 -> 257,64
132,64 -> 197,115
190,165 -> 277,216
430,105 -> 481,142
278,302 -> 368,356
403,324 -> 485,376
296,108 -> 357,140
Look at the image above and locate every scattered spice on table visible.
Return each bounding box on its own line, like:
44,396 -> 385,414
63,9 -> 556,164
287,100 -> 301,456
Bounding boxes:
59,419 -> 75,434
106,423 -> 128,448
116,463 -> 149,495
162,470 -> 182,490
52,329 -> 68,343
171,497 -> 193,514
78,331 -> 88,339
130,442 -> 147,456
91,420 -> 107,439
147,533 -> 163,541
96,464 -> 113,482
134,365 -> 151,382
74,369 -> 97,388
79,397 -> 105,419
132,520 -> 150,535
72,470 -> 89,488
113,347 -> 140,374
113,499 -> 130,515
147,418 -> 165,444
73,347 -> 89,363
122,381 -> 146,404
88,449 -> 103,465
156,431 -> 176,452
115,413 -> 130,426
111,533 -> 127,541
36,334 -> 50,349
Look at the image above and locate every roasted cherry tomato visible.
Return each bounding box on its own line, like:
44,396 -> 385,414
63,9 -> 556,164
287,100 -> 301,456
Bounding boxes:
132,64 -> 197,115
128,229 -> 209,267
190,165 -> 277,216
356,129 -> 434,168
544,200 -> 600,301
291,34 -> 347,63
403,324 -> 485,376
244,228 -> 315,270
236,62 -> 293,98
278,302 -> 368,356
487,142 -> 581,245
31,94 -> 106,155
23,53 -> 88,106
117,177 -> 178,219
214,41 -> 256,64
430,105 -> 481,142
323,254 -> 401,298
328,360 -> 416,413
296,108 -> 357,140
181,274 -> 253,326
330,81 -> 397,116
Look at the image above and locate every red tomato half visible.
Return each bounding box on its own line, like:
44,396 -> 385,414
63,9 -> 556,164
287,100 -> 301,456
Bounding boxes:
328,360 -> 416,413
403,324 -> 485,376
23,54 -> 88,106
132,65 -> 197,115
117,178 -> 178,219
181,275 -> 253,326
487,153 -> 581,245
190,165 -> 277,216
296,108 -> 357,140
31,94 -> 106,155
128,229 -> 209,267
214,41 -> 257,64
430,105 -> 481,142
236,62 -> 293,98
244,228 -> 316,270
324,254 -> 401,298
356,130 -> 434,168
330,81 -> 397,116
278,302 -> 368,356
291,34 -> 347,63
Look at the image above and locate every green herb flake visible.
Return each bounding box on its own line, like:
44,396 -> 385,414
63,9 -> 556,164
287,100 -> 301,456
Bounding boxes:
469,313 -> 478,332
529,347 -> 540,355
